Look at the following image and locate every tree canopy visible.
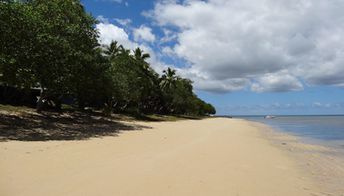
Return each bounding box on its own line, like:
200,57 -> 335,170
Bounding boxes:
0,0 -> 216,116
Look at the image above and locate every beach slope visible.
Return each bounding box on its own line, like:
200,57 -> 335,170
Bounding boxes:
0,118 -> 319,196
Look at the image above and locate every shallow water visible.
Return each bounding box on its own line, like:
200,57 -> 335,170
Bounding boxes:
236,115 -> 344,151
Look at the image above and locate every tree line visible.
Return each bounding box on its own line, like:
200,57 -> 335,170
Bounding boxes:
0,0 -> 216,116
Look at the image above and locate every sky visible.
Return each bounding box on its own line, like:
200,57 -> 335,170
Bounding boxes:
81,0 -> 344,115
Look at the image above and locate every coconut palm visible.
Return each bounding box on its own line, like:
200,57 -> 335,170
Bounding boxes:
160,67 -> 178,91
119,45 -> 131,56
104,41 -> 122,59
133,47 -> 150,62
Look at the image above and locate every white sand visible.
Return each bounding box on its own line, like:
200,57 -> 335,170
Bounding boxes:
0,118 -> 331,195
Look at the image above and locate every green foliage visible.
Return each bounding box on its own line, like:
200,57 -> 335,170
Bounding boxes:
159,70 -> 216,115
0,0 -> 99,109
103,44 -> 163,114
0,0 -> 216,116
0,1 -> 39,88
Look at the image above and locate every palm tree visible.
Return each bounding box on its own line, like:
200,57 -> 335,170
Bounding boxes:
160,67 -> 178,91
133,47 -> 150,63
159,67 -> 180,113
119,45 -> 131,56
104,41 -> 122,59
133,47 -> 155,82
131,47 -> 160,112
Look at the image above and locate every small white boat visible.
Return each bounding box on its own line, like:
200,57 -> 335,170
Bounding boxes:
264,115 -> 276,119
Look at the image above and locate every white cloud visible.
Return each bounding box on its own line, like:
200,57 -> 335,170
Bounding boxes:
194,78 -> 250,93
179,67 -> 250,93
96,0 -> 122,3
160,28 -> 178,43
147,0 -> 344,93
251,70 -> 303,93
312,102 -> 344,109
96,23 -> 132,47
96,15 -> 109,24
133,25 -> 156,43
95,0 -> 129,5
161,46 -> 175,56
111,0 -> 122,3
114,18 -> 132,26
313,102 -> 322,107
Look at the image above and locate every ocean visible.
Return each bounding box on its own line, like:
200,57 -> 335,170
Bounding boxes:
235,115 -> 344,150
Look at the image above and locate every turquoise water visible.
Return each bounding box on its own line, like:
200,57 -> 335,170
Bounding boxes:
236,115 -> 344,149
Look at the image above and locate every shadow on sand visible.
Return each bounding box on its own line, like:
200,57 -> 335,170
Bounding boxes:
130,114 -> 204,122
0,111 -> 151,142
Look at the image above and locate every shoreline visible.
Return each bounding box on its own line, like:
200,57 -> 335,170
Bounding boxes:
1,118 -> 342,195
236,115 -> 344,151
246,120 -> 344,195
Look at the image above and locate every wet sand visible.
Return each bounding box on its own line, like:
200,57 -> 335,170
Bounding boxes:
251,121 -> 344,195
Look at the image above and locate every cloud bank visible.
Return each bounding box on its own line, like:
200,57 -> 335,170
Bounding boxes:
146,0 -> 344,93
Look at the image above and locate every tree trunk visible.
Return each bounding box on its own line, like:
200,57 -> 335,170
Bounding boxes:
36,88 -> 45,113
121,102 -> 129,111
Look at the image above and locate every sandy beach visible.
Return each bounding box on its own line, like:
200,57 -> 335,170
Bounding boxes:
0,118 -> 340,196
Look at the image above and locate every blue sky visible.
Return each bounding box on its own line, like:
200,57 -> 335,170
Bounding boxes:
81,0 -> 344,115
